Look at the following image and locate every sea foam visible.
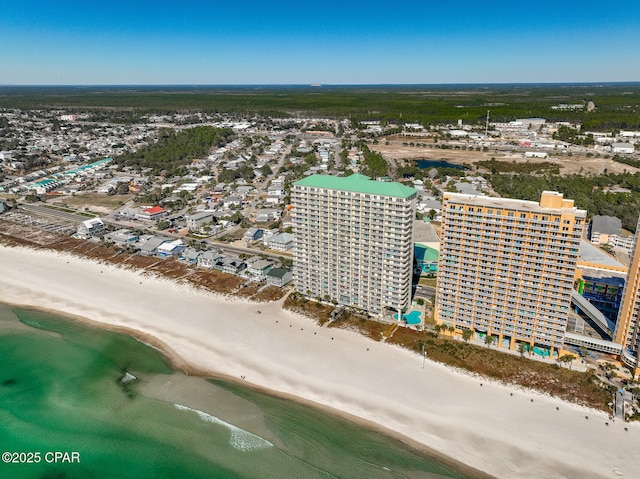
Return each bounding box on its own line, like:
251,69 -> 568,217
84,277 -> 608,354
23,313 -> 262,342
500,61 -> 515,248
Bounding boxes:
174,404 -> 273,451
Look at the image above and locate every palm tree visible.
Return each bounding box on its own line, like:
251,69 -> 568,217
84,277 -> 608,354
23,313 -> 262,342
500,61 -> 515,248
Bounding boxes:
447,325 -> 455,337
462,329 -> 473,343
517,342 -> 527,358
484,334 -> 495,348
434,324 -> 443,338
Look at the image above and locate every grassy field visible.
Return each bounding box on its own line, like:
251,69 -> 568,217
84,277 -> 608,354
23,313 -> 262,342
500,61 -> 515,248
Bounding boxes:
52,193 -> 130,213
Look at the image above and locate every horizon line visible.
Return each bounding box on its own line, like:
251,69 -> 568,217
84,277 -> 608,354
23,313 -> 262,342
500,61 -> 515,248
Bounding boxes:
1,81 -> 640,88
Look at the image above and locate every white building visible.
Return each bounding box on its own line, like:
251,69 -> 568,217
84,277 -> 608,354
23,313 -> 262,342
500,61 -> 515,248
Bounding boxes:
76,217 -> 105,239
186,211 -> 215,232
292,174 -> 417,315
612,143 -> 635,154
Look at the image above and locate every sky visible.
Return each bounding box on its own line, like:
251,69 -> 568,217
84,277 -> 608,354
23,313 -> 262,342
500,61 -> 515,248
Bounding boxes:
1,0 -> 639,85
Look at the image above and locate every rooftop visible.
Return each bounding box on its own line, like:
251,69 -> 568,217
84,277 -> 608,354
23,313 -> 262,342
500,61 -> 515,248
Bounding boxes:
579,240 -> 626,270
443,192 -> 587,216
142,206 -> 166,214
591,215 -> 622,235
294,174 -> 417,199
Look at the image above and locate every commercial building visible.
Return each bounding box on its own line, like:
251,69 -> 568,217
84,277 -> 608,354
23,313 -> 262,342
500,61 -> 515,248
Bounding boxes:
615,217 -> 640,376
292,174 -> 417,316
435,191 -> 586,355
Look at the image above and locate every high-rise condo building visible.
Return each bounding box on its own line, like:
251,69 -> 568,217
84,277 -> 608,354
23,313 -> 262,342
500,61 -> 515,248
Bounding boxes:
436,191 -> 586,355
615,216 -> 640,376
292,174 -> 417,315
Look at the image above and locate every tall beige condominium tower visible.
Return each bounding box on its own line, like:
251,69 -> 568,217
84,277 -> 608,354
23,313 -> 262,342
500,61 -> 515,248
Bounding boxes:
436,191 -> 586,354
615,216 -> 640,375
292,174 -> 417,315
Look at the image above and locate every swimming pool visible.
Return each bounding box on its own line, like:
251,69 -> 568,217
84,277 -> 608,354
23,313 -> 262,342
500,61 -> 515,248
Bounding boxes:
393,311 -> 422,325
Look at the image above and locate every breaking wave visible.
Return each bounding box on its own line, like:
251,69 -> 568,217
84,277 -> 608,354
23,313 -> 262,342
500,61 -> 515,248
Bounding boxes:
174,404 -> 273,451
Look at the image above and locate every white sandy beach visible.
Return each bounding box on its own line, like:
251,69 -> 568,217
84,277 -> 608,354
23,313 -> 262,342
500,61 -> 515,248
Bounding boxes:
0,244 -> 637,479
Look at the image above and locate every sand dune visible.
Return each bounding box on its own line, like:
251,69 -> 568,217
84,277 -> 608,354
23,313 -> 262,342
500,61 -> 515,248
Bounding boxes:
1,244 -> 637,478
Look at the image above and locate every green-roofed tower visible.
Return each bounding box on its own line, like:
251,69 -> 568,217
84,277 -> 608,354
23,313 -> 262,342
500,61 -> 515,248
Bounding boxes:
292,174 -> 417,315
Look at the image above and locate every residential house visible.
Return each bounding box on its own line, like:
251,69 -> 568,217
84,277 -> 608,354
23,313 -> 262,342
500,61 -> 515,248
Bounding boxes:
76,217 -> 105,239
271,175 -> 286,189
215,256 -> 246,275
266,268 -> 293,287
156,239 -> 186,258
224,196 -> 242,208
265,194 -> 284,205
186,211 -> 215,233
138,236 -> 168,256
197,251 -> 224,269
266,232 -> 293,252
245,256 -> 273,279
416,197 -> 442,218
179,248 -> 203,265
103,229 -> 138,246
235,185 -> 254,199
255,208 -> 281,223
244,227 -> 264,243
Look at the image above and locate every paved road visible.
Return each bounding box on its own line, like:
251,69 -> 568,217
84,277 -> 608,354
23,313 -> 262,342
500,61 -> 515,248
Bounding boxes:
211,242 -> 292,262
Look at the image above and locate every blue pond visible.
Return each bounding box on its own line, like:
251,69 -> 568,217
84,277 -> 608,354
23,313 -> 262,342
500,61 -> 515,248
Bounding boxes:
393,311 -> 423,325
415,159 -> 463,170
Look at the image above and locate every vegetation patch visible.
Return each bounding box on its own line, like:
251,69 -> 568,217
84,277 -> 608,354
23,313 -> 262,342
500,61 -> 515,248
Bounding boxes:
327,312 -> 388,341
283,294 -> 334,324
114,126 -> 234,175
475,159 -> 560,174
3,85 -> 640,130
387,327 -> 613,411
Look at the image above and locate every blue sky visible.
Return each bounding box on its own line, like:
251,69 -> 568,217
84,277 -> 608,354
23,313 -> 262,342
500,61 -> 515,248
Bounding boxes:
1,0 -> 639,85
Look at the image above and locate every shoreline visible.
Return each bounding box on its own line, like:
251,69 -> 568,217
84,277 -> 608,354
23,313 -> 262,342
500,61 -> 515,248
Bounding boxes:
1,244 -> 638,478
3,298 -> 488,479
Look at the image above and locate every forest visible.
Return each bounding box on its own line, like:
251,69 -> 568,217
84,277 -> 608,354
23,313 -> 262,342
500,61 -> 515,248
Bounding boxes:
113,126 -> 234,175
1,83 -> 639,130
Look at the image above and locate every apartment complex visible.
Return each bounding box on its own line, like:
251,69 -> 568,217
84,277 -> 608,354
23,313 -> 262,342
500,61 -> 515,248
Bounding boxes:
292,174 -> 417,315
436,191 -> 586,354
615,217 -> 640,376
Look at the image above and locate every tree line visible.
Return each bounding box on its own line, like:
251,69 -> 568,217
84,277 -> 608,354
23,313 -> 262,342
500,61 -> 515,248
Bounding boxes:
3,84 -> 640,131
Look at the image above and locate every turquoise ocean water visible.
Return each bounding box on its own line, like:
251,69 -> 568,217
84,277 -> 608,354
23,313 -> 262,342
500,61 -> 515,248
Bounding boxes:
0,303 -> 475,479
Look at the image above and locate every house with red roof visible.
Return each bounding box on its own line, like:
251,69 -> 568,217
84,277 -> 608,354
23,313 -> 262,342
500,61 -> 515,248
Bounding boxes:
136,206 -> 167,221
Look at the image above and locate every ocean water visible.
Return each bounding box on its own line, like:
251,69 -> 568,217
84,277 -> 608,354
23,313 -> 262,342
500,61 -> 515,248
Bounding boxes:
0,304 -> 473,479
